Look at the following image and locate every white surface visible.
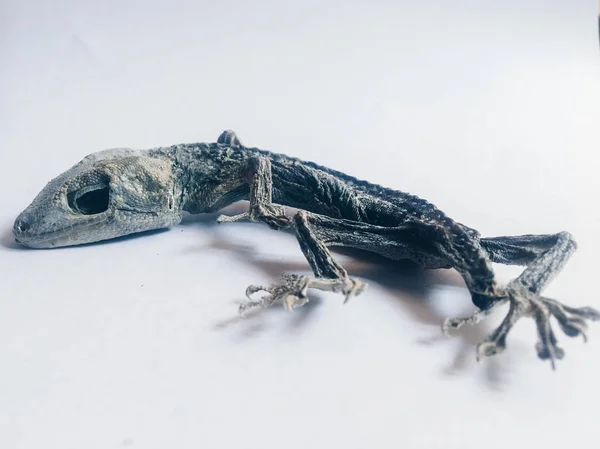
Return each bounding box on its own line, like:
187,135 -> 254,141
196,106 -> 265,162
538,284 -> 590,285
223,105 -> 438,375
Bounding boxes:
1,1 -> 600,448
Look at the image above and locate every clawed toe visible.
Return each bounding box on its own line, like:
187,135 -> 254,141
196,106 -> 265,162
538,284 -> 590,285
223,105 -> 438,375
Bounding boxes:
239,274 -> 367,315
239,276 -> 309,315
445,283 -> 599,368
476,340 -> 506,360
442,306 -> 494,336
217,212 -> 249,224
532,303 -> 565,369
239,284 -> 279,315
535,341 -> 565,363
561,304 -> 600,321
245,284 -> 267,298
342,278 -> 367,304
442,317 -> 465,336
543,297 -> 590,341
282,293 -> 309,311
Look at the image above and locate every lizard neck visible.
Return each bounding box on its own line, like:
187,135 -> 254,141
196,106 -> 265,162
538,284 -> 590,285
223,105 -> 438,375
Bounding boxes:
157,143 -> 253,214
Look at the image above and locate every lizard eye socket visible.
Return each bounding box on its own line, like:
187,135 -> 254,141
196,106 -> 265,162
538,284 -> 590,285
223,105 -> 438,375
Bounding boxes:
68,184 -> 110,215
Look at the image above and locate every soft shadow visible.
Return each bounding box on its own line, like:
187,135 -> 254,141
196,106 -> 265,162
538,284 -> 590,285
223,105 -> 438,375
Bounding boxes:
206,235 -> 326,337
3,202 -> 506,386
0,227 -> 21,250
188,210 -> 505,388
331,248 -> 506,385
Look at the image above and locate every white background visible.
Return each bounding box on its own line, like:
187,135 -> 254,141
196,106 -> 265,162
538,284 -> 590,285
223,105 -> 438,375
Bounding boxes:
1,1 -> 600,448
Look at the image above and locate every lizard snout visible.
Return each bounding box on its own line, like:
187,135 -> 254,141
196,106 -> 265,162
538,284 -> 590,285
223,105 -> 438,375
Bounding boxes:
14,217 -> 30,234
13,215 -> 32,240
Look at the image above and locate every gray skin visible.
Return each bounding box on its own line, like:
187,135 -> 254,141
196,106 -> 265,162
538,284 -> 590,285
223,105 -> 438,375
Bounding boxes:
14,130 -> 599,368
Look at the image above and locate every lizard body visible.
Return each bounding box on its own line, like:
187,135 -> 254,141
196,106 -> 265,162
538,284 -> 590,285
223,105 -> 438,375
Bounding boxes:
13,130 -> 599,367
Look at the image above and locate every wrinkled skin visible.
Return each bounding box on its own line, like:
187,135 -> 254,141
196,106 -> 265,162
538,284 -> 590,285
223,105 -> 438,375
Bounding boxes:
12,132 -> 600,368
13,148 -> 182,248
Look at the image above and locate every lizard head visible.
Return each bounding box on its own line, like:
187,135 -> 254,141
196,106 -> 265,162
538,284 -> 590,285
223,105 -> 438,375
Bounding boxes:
13,148 -> 183,248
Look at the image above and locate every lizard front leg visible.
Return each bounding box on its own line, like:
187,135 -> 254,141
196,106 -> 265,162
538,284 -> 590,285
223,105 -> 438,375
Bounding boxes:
214,152 -> 365,311
236,212 -> 455,314
240,211 -> 367,314
216,156 -> 291,230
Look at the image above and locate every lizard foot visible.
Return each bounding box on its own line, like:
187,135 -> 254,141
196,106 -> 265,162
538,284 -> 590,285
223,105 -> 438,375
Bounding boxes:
443,282 -> 600,368
239,273 -> 367,315
217,203 -> 291,230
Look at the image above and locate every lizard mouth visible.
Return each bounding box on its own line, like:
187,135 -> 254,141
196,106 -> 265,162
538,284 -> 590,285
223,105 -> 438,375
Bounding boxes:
13,212 -> 114,248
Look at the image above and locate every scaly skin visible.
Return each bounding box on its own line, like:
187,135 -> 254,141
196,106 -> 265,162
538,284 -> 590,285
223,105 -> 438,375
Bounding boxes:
13,130 -> 600,368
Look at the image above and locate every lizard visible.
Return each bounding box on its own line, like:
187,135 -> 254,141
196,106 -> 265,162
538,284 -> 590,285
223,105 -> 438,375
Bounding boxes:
13,130 -> 599,368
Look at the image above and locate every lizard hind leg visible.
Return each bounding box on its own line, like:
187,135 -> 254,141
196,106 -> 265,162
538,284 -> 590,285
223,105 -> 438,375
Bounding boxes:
446,231 -> 600,368
240,211 -> 367,315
